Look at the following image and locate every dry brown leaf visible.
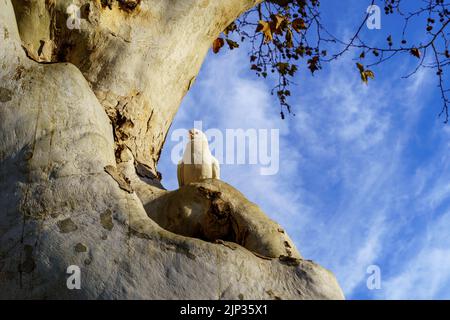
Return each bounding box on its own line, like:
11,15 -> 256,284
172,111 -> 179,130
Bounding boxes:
292,18 -> 307,32
212,38 -> 225,54
256,20 -> 273,43
410,48 -> 421,59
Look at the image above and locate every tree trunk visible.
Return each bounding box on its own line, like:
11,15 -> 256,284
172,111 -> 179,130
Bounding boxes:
0,0 -> 344,299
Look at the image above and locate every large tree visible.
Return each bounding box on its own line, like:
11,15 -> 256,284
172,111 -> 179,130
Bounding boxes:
1,0 -> 448,300
6,0 -> 447,300
0,0 -> 344,299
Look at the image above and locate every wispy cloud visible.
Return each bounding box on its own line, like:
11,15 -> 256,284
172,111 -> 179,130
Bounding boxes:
286,57 -> 408,295
158,30 -> 450,299
160,50 -> 311,234
379,210 -> 450,299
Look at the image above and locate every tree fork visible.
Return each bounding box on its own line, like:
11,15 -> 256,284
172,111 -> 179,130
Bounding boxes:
0,0 -> 344,299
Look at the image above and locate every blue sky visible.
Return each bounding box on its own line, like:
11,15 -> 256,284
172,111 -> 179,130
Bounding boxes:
158,1 -> 450,299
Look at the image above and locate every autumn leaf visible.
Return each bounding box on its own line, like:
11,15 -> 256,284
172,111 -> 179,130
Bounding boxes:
362,70 -> 375,84
271,14 -> 285,33
356,63 -> 375,84
295,46 -> 305,57
226,39 -> 239,50
212,38 -> 224,54
292,18 -> 307,32
410,48 -> 421,59
256,20 -> 273,43
285,29 -> 294,48
360,72 -> 368,84
356,62 -> 364,72
224,22 -> 237,36
288,64 -> 297,76
276,62 -> 290,75
308,56 -> 320,74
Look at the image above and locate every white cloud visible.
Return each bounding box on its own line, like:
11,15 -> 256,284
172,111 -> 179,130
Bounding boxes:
158,39 -> 449,300
379,211 -> 450,299
159,50 -> 311,233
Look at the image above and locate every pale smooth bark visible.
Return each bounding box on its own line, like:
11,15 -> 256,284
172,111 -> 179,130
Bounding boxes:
0,0 -> 344,299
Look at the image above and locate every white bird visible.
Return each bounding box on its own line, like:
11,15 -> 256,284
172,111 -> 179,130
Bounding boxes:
177,129 -> 220,187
